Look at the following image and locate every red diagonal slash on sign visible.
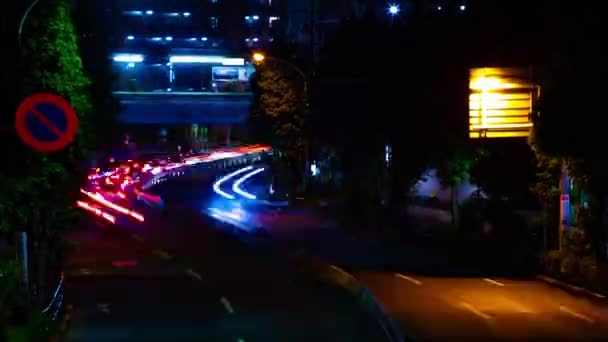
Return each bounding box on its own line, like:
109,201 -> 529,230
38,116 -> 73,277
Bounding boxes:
15,93 -> 78,153
29,107 -> 66,139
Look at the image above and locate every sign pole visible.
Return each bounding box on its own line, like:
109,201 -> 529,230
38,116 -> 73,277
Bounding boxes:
17,231 -> 29,290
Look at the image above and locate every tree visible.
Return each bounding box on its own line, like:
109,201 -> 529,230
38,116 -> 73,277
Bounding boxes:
0,0 -> 95,306
251,61 -> 305,157
251,42 -> 307,194
533,4 -> 608,260
436,148 -> 474,225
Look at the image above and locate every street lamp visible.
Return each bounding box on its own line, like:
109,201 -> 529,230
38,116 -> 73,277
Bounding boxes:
388,4 -> 400,16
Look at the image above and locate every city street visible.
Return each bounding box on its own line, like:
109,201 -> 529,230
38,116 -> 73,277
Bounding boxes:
207,164 -> 608,341
64,169 -> 387,341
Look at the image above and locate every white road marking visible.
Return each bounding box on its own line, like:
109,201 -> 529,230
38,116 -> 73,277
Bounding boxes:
396,273 -> 422,285
185,269 -> 202,281
502,297 -> 535,314
221,297 -> 235,313
152,249 -> 172,260
559,305 -> 595,324
460,301 -> 493,321
483,278 -> 504,287
132,234 -> 144,242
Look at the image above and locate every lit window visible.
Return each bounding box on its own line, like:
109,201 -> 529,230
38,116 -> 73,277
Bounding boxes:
210,17 -> 219,30
269,16 -> 279,28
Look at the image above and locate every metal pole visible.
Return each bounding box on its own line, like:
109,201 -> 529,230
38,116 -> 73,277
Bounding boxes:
18,232 -> 29,290
18,0 -> 41,48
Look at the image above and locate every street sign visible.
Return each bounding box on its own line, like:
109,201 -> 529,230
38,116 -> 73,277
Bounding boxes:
15,93 -> 78,152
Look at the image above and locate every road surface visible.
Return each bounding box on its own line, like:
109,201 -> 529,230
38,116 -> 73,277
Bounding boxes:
64,170 -> 388,341
208,164 -> 608,341
355,272 -> 608,340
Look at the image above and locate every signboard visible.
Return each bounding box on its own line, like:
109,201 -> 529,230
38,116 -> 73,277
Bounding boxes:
15,93 -> 78,152
469,67 -> 538,139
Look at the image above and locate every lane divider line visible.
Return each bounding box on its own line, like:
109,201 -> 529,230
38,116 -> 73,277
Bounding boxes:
483,278 -> 505,287
559,305 -> 596,324
152,249 -> 172,260
395,273 -> 422,285
185,269 -> 202,281
460,301 -> 493,321
220,297 -> 235,314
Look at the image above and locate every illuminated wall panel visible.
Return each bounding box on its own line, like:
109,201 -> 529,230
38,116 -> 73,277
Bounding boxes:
469,68 -> 538,139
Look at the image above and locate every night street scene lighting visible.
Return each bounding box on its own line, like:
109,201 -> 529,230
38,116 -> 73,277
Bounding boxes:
3,0 -> 608,341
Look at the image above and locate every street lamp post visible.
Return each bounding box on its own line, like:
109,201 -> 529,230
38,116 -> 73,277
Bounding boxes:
18,0 -> 41,48
253,52 -> 310,193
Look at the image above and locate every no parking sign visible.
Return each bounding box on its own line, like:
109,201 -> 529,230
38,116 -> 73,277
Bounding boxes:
15,93 -> 78,152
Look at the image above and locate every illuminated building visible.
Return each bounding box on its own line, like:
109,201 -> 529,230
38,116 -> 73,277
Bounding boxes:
81,0 -> 280,146
469,67 -> 539,139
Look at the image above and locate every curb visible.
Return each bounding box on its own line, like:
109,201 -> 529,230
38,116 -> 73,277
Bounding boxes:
307,260 -> 406,342
536,275 -> 607,300
208,217 -> 405,342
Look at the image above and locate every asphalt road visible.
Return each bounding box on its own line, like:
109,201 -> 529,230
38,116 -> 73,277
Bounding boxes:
204,165 -> 608,341
64,170 -> 387,341
354,272 -> 608,341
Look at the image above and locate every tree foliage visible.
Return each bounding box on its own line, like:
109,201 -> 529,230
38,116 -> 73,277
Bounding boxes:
533,5 -> 608,259
250,44 -> 307,162
0,0 -> 91,236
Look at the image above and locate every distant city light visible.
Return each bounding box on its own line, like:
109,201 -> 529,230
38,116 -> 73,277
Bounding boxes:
165,36 -> 173,41
127,10 -> 143,16
201,37 -> 208,41
253,37 -> 259,42
245,16 -> 250,20
113,54 -> 144,63
388,4 -> 400,15
146,10 -> 153,15
460,4 -> 466,11
183,12 -> 190,16
245,38 -> 250,42
127,62 -> 135,68
252,15 -> 260,20
151,37 -> 161,41
436,5 -> 442,10
188,37 -> 197,41
169,55 -> 245,66
127,35 -> 134,40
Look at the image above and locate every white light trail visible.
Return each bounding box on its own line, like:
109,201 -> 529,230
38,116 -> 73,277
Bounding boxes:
233,167 -> 265,200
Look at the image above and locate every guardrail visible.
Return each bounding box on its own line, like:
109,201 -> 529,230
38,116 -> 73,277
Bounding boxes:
41,272 -> 64,321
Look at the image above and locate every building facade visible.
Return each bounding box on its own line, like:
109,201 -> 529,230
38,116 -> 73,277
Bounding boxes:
90,0 -> 282,148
